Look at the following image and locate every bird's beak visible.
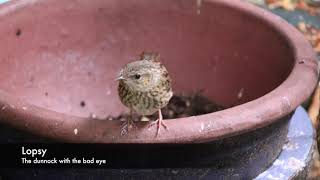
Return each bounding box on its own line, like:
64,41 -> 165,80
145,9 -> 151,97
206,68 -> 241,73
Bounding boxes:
115,70 -> 125,81
115,75 -> 124,81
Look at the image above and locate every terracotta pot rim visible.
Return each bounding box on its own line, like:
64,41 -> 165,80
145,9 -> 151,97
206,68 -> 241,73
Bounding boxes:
0,0 -> 318,143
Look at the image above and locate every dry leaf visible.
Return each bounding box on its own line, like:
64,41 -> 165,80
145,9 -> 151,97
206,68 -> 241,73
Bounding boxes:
296,1 -> 320,15
266,0 -> 297,11
308,83 -> 320,129
266,0 -> 320,15
296,22 -> 320,54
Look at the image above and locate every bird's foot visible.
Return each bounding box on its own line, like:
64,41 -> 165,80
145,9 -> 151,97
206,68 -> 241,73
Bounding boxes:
148,118 -> 168,137
120,118 -> 137,136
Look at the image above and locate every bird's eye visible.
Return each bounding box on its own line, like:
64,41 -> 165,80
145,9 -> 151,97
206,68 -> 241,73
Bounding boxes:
134,74 -> 141,79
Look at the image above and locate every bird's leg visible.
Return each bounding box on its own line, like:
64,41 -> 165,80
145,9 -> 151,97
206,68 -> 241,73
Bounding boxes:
121,109 -> 137,136
149,109 -> 168,136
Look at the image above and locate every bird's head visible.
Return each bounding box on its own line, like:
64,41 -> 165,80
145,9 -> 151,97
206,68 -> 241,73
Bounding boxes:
117,60 -> 162,92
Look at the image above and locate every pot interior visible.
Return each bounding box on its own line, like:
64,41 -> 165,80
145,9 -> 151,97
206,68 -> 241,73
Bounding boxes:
0,0 -> 294,118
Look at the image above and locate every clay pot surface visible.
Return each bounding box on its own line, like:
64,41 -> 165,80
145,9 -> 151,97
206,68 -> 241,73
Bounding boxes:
0,0 -> 317,143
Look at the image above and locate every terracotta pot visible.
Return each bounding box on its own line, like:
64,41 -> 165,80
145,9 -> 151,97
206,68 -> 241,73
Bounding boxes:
0,0 -> 317,144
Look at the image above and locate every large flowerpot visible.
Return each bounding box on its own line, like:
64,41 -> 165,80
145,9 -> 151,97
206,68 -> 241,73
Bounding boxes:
0,0 -> 318,178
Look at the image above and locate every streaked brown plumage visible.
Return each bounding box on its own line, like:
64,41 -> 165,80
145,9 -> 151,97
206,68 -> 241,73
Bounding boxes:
117,52 -> 173,136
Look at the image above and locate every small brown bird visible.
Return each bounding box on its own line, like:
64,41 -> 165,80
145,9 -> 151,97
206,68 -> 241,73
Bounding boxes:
117,52 -> 173,136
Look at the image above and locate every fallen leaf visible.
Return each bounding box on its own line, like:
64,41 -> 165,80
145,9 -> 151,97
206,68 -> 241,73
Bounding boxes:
296,22 -> 320,54
266,0 -> 297,11
265,0 -> 320,15
308,82 -> 320,129
296,1 -> 320,15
